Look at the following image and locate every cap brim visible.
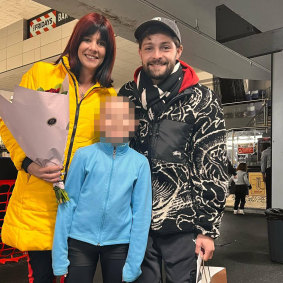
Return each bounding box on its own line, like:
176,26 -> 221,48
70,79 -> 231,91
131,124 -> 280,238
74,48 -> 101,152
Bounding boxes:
134,20 -> 178,41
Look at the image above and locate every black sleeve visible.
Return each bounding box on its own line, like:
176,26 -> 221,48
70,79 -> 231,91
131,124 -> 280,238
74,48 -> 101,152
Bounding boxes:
188,87 -> 228,239
22,157 -> 33,173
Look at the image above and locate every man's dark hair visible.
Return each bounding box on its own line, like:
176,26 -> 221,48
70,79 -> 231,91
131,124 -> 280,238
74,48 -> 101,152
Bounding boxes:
262,142 -> 271,151
137,25 -> 181,49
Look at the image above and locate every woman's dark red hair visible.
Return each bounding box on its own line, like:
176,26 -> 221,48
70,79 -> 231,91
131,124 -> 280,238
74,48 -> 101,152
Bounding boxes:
56,13 -> 116,87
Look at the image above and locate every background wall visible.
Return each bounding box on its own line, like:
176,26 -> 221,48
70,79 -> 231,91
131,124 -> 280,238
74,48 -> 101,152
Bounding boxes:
0,19 -> 78,73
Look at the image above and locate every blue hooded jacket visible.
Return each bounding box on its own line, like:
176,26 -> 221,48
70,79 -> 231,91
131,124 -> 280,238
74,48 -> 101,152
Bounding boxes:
52,142 -> 152,282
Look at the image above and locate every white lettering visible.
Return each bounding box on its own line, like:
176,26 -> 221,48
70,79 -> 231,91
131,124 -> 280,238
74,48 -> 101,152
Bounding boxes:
58,13 -> 69,22
32,18 -> 53,31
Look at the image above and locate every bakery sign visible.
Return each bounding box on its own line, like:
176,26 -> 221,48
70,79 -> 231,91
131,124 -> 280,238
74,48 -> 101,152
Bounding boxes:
28,9 -> 74,38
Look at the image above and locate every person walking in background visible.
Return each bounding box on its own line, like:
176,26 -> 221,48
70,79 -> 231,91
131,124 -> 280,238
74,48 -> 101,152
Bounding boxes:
261,143 -> 271,209
227,159 -> 237,196
119,17 -> 228,283
233,163 -> 251,215
228,159 -> 237,177
0,13 -> 116,283
52,97 -> 152,283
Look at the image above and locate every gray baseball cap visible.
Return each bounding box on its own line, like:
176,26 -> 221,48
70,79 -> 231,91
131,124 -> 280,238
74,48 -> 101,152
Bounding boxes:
134,17 -> 181,43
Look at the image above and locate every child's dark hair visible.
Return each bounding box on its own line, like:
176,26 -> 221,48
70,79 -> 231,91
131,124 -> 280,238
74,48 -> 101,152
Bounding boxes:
237,163 -> 247,171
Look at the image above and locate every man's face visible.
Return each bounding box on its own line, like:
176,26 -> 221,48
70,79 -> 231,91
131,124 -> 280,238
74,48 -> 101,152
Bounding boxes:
139,33 -> 183,85
99,97 -> 136,144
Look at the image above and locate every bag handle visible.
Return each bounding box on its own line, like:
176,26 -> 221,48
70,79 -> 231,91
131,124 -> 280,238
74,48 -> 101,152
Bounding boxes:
199,259 -> 211,283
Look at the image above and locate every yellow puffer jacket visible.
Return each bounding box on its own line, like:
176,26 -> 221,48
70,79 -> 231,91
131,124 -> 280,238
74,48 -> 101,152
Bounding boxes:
0,56 -> 116,251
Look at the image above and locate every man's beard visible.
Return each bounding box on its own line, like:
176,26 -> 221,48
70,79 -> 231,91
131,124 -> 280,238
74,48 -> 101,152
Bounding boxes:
143,58 -> 175,84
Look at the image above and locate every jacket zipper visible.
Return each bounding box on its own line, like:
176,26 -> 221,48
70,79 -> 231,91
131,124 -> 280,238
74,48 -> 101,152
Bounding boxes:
97,146 -> 116,245
148,123 -> 159,163
61,59 -> 100,180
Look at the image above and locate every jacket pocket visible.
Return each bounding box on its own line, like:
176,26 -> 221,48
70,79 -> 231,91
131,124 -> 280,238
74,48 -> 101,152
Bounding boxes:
153,119 -> 193,163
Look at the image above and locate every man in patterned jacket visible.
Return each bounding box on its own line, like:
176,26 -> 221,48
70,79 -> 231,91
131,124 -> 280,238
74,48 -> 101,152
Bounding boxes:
118,17 -> 228,283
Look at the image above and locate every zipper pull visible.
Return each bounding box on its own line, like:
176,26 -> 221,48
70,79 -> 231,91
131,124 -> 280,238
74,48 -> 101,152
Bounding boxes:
113,146 -> 116,159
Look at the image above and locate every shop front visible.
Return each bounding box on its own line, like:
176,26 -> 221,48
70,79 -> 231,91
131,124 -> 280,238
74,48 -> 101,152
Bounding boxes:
226,129 -> 270,210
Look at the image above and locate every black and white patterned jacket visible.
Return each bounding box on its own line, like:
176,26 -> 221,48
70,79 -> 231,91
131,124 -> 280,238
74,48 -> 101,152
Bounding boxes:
119,62 -> 228,239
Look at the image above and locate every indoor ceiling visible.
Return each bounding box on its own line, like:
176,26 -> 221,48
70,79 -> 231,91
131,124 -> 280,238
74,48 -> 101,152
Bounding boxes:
0,0 -> 142,91
0,0 -> 206,92
1,0 -> 283,92
35,0 -> 280,80
0,0 -> 49,29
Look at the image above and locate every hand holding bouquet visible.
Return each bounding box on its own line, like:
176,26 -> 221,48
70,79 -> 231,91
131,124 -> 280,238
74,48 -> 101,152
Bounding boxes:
0,75 -> 70,204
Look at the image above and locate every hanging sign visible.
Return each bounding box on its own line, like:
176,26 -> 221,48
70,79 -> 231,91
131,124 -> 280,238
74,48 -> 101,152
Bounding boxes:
238,143 -> 254,154
28,9 -> 74,38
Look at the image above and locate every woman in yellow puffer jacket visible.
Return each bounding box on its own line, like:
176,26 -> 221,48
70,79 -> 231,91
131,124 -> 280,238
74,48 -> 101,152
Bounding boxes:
0,13 -> 116,282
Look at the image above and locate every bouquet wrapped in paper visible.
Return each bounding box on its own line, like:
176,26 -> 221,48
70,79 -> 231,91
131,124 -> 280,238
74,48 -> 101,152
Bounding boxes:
0,75 -> 70,204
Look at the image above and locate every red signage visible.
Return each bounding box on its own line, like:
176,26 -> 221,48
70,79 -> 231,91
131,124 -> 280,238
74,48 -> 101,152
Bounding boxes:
28,10 -> 74,38
238,143 -> 254,154
29,10 -> 56,38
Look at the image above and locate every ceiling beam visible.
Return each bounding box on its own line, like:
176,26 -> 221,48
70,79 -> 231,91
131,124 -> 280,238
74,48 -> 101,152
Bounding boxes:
224,27 -> 283,58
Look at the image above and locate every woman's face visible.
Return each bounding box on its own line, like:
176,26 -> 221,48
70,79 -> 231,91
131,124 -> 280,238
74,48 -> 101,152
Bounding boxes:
78,31 -> 106,75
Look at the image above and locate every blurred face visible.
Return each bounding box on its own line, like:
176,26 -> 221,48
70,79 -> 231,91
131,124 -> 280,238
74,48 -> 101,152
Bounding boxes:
100,97 -> 136,144
139,33 -> 183,85
78,31 -> 106,75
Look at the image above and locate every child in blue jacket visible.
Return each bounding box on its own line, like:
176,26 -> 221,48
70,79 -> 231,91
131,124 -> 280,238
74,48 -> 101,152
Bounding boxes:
52,96 -> 152,283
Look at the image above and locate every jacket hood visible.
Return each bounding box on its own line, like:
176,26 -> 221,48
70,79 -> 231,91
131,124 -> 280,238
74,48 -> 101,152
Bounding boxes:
133,60 -> 199,93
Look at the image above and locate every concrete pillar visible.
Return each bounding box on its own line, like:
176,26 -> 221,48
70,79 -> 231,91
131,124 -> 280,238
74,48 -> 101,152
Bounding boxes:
271,51 -> 283,208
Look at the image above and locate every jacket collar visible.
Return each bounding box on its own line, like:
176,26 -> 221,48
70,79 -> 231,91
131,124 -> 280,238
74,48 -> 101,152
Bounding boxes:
62,55 -> 71,70
133,60 -> 199,94
98,140 -> 129,156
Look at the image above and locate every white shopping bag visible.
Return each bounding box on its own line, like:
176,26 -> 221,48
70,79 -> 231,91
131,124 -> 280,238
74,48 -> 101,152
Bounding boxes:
196,255 -> 227,283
